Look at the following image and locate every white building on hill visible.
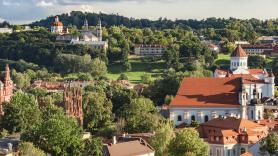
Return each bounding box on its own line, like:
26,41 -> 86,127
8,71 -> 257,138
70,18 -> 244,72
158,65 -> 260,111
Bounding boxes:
169,45 -> 275,126
134,44 -> 165,56
0,28 -> 13,34
71,19 -> 108,52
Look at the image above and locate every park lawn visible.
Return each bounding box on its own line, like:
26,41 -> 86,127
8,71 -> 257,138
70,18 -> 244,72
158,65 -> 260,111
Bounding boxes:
107,55 -> 167,83
214,53 -> 231,69
216,53 -> 230,61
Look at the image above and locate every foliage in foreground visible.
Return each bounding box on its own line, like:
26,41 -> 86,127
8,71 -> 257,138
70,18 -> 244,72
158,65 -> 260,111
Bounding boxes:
168,128 -> 209,156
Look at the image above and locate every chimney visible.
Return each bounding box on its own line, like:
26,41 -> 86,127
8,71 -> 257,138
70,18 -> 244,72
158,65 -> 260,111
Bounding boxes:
112,136 -> 117,145
243,127 -> 247,132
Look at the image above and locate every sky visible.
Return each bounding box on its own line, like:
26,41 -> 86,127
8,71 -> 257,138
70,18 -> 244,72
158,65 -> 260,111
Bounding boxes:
0,0 -> 278,24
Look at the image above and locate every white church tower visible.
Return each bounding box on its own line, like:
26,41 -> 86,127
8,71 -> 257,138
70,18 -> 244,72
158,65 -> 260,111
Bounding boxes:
230,45 -> 249,74
96,19 -> 102,41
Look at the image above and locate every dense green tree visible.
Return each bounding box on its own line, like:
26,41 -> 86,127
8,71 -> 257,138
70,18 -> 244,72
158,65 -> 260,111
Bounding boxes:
0,92 -> 41,132
83,138 -> 103,156
118,97 -> 161,133
168,128 -> 209,156
91,58 -> 107,78
248,55 -> 266,69
260,133 -> 278,156
109,84 -> 138,113
150,121 -> 174,156
21,105 -> 84,156
83,91 -> 113,132
148,69 -> 185,105
12,71 -> 31,90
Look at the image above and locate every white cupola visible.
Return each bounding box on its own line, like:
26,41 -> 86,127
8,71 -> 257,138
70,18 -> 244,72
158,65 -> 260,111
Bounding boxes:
230,45 -> 249,74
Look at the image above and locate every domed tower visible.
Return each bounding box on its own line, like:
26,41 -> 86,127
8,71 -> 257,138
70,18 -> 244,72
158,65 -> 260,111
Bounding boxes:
230,45 -> 249,74
96,19 -> 102,41
51,16 -> 63,34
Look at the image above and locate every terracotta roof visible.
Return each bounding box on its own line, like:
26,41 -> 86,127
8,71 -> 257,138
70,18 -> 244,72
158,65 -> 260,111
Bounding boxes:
170,77 -> 241,108
199,117 -> 268,145
231,45 -> 247,57
220,129 -> 239,136
105,139 -> 154,156
230,74 -> 266,84
201,117 -> 266,131
257,119 -> 278,133
51,21 -> 63,26
241,152 -> 253,156
248,69 -> 266,75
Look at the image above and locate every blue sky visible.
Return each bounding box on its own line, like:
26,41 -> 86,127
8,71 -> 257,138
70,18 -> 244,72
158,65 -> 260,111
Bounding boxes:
0,0 -> 278,24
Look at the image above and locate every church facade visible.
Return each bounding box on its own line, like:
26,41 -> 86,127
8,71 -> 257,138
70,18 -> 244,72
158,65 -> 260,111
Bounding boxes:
0,65 -> 14,115
169,45 -> 275,126
70,19 -> 108,52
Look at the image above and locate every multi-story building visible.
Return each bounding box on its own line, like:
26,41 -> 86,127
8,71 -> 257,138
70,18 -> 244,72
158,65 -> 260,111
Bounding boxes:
241,44 -> 273,56
258,36 -> 278,45
0,28 -> 13,34
169,45 -> 275,126
0,65 -> 14,115
71,19 -> 108,52
198,117 -> 268,156
134,44 -> 165,56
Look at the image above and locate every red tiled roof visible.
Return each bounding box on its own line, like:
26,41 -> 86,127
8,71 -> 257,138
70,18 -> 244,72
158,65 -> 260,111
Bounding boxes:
230,74 -> 266,84
231,45 -> 247,57
248,69 -> 266,75
241,152 -> 253,156
199,117 -> 268,145
201,117 -> 265,130
170,77 -> 241,108
51,21 -> 63,26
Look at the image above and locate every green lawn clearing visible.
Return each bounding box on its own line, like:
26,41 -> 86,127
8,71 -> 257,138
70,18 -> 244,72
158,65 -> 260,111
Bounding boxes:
107,55 -> 167,83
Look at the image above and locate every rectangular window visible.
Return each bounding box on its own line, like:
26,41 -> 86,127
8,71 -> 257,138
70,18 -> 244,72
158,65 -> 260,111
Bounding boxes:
178,115 -> 182,121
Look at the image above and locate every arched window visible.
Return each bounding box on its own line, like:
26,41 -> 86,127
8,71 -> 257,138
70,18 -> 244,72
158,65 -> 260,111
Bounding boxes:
258,111 -> 261,120
251,110 -> 254,120
240,148 -> 246,154
204,115 -> 209,122
191,115 -> 196,121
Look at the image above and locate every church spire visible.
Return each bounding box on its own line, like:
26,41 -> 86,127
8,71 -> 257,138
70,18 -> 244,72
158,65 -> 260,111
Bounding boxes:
4,64 -> 11,85
96,19 -> 102,41
84,18 -> 88,31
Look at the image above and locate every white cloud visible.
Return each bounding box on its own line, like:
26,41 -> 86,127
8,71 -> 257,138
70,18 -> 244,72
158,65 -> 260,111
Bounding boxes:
2,0 -> 20,6
0,0 -> 277,24
36,1 -> 54,7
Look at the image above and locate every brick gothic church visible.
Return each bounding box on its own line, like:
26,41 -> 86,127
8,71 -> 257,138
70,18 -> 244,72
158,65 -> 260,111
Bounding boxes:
63,86 -> 83,126
0,65 -> 14,115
